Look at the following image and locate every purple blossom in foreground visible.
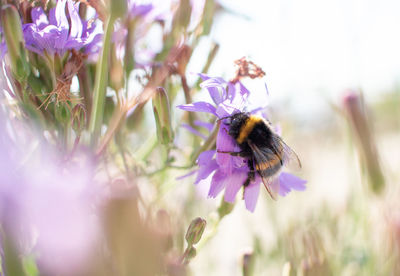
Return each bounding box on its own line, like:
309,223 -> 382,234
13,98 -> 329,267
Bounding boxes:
0,105 -> 101,274
22,0 -> 102,56
177,74 -> 306,212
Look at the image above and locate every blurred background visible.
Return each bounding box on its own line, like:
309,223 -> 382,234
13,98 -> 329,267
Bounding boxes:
192,0 -> 400,119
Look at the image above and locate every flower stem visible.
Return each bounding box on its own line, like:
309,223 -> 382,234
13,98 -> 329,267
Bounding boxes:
77,65 -> 92,120
89,16 -> 115,147
181,75 -> 196,128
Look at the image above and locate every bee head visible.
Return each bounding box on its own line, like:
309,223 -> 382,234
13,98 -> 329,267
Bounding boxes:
223,112 -> 249,139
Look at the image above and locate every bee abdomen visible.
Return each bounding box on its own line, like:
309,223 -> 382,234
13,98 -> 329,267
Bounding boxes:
255,156 -> 283,177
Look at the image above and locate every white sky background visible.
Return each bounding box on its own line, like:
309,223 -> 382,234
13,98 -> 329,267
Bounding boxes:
190,0 -> 400,121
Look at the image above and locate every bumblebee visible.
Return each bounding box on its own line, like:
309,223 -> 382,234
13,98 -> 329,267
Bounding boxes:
219,112 -> 301,199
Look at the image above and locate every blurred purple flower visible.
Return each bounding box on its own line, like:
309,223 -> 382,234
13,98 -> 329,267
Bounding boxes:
114,0 -> 207,67
128,0 -> 154,18
177,74 -> 306,212
113,0 -> 159,66
0,27 -> 6,58
22,0 -> 102,56
0,106 -> 101,274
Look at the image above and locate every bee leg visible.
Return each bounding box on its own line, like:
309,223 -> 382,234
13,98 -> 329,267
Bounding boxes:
217,150 -> 246,157
244,159 -> 255,187
242,160 -> 256,199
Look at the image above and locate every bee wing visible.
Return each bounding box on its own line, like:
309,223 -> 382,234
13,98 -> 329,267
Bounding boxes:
248,141 -> 280,200
272,135 -> 302,170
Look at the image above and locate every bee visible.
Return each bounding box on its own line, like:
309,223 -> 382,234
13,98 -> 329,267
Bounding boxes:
218,112 -> 301,199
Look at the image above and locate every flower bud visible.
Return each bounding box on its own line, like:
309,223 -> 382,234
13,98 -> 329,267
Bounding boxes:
1,5 -> 30,81
71,104 -> 87,134
55,102 -> 71,125
110,44 -> 124,92
242,250 -> 255,276
342,90 -> 385,194
152,87 -> 174,145
185,217 -> 206,246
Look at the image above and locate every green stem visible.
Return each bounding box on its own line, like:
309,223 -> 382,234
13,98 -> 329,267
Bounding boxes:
77,65 -> 93,122
134,134 -> 158,161
89,16 -> 115,147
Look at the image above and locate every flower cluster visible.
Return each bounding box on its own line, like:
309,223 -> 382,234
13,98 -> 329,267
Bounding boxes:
178,74 -> 306,212
22,0 -> 102,56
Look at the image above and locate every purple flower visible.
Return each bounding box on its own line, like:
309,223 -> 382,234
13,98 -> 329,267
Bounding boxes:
22,0 -> 102,56
128,0 -> 154,18
177,74 -> 306,212
113,0 -> 159,66
0,105 -> 101,274
0,27 -> 6,58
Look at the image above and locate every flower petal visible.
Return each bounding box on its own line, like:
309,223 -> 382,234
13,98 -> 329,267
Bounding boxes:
244,180 -> 261,212
224,169 -> 247,203
48,7 -> 57,25
195,151 -> 217,184
216,125 -> 235,174
238,82 -> 250,97
194,120 -> 214,132
208,169 -> 226,198
200,76 -> 227,88
195,159 -> 218,185
177,102 -> 217,116
176,170 -> 197,180
200,76 -> 227,105
197,150 -> 215,165
129,3 -> 154,18
264,81 -> 269,95
278,172 -> 307,197
55,0 -> 68,29
249,106 -> 267,115
181,124 -> 207,139
67,0 -> 83,39
197,73 -> 210,80
215,100 -> 242,118
31,7 -> 49,29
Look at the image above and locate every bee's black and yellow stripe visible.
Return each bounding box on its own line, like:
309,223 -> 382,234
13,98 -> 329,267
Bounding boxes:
229,113 -> 284,179
235,115 -> 284,177
255,153 -> 282,177
236,115 -> 263,144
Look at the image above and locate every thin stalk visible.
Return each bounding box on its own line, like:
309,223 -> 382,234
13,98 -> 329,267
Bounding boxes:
195,43 -> 219,87
77,65 -> 92,121
180,75 -> 195,127
89,16 -> 115,147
